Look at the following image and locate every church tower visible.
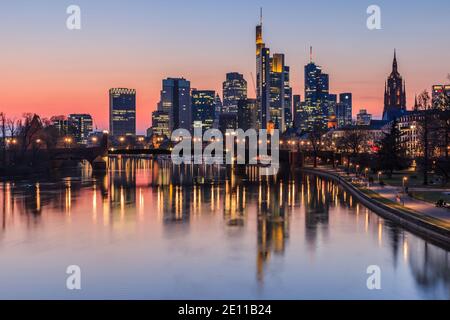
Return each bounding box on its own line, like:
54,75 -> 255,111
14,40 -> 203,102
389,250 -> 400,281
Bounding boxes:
383,50 -> 407,121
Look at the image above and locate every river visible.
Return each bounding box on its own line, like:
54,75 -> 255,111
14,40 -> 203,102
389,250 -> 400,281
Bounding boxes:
0,157 -> 449,299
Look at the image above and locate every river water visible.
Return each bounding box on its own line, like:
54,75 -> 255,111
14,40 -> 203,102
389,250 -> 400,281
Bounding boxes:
0,157 -> 449,299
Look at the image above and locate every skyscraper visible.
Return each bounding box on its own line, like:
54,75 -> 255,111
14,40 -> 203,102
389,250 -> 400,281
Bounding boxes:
339,93 -> 353,125
192,90 -> 216,132
383,50 -> 407,121
293,95 -> 302,129
223,73 -> 247,114
109,88 -> 136,137
68,114 -> 93,144
151,110 -> 171,138
158,78 -> 191,132
238,98 -> 258,131
256,11 -> 291,132
303,48 -> 329,130
256,11 -> 271,130
270,54 -> 292,132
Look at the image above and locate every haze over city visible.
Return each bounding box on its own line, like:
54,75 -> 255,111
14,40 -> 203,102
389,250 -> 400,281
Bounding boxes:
1,0 -> 449,133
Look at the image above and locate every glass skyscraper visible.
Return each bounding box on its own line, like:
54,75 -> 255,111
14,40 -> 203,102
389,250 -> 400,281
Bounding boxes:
192,90 -> 216,132
158,78 -> 191,132
109,88 -> 136,137
303,53 -> 329,131
222,73 -> 247,114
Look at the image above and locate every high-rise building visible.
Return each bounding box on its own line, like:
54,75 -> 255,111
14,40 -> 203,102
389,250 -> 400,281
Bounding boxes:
293,95 -> 302,130
219,113 -> 238,134
256,11 -> 271,130
223,73 -> 247,114
383,50 -> 407,121
158,78 -> 191,132
255,12 -> 291,132
109,88 -> 136,137
269,54 -> 292,132
339,93 -> 353,125
68,114 -> 93,144
151,111 -> 171,137
237,98 -> 258,131
303,48 -> 330,130
192,90 -> 216,131
356,109 -> 372,126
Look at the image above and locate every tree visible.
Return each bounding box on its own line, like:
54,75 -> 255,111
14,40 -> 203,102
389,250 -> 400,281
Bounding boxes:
415,90 -> 437,185
0,112 -> 6,166
336,128 -> 367,171
307,125 -> 326,168
377,119 -> 409,177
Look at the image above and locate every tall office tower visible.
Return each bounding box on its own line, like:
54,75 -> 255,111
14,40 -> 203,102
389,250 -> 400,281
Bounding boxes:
269,54 -> 292,132
192,90 -> 216,131
151,110 -> 171,137
339,93 -> 353,125
68,114 -> 93,144
256,11 -> 271,129
223,73 -> 247,114
303,48 -> 330,130
293,95 -> 303,130
218,113 -> 238,134
158,78 -> 191,132
284,83 -> 293,129
383,50 -> 407,121
237,98 -> 258,131
109,88 -> 136,136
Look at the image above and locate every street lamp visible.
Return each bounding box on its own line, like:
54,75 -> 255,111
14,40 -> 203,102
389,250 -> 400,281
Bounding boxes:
378,171 -> 382,183
403,177 -> 408,194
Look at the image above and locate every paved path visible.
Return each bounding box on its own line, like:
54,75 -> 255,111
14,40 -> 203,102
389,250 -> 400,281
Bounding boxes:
314,166 -> 450,223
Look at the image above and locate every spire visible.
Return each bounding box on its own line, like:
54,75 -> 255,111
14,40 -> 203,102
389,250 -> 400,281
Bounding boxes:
393,49 -> 398,73
310,46 -> 313,63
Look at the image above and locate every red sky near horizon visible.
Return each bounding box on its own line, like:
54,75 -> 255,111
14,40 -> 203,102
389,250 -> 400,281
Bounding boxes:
1,1 -> 449,133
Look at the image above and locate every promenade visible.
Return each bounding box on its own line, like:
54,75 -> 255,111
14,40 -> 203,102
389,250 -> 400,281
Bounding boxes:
308,166 -> 450,228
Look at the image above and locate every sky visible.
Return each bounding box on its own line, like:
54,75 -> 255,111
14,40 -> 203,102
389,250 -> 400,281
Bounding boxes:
0,0 -> 449,133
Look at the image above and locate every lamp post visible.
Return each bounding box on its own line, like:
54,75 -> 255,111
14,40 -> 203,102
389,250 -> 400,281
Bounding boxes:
403,177 -> 408,194
378,171 -> 382,184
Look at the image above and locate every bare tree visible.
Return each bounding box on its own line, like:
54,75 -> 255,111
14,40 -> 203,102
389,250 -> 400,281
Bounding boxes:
307,125 -> 327,168
415,90 -> 436,185
336,128 -> 367,171
0,112 -> 6,166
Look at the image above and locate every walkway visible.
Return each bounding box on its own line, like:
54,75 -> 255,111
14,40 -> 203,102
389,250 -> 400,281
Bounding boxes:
315,166 -> 450,224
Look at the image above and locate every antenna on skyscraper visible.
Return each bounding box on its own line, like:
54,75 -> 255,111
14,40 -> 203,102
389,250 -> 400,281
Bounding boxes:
310,46 -> 313,63
260,7 -> 263,26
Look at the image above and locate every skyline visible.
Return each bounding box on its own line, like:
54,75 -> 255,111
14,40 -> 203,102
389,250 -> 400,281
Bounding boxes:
1,0 -> 450,133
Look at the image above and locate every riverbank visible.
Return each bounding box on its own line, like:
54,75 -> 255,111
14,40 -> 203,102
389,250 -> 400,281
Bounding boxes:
301,167 -> 450,248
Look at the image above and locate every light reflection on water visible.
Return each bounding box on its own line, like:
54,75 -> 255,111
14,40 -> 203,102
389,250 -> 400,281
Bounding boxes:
0,157 -> 449,299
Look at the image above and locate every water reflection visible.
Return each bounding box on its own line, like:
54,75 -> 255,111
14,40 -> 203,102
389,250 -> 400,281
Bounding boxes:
0,157 -> 449,299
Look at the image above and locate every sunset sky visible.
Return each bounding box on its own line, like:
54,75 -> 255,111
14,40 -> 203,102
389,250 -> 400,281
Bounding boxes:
1,0 -> 449,133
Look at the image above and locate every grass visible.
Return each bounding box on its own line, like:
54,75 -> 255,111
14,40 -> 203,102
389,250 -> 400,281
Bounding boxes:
410,191 -> 450,204
378,171 -> 450,189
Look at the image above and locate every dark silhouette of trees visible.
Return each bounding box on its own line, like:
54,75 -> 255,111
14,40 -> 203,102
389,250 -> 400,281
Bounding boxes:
377,119 -> 409,177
